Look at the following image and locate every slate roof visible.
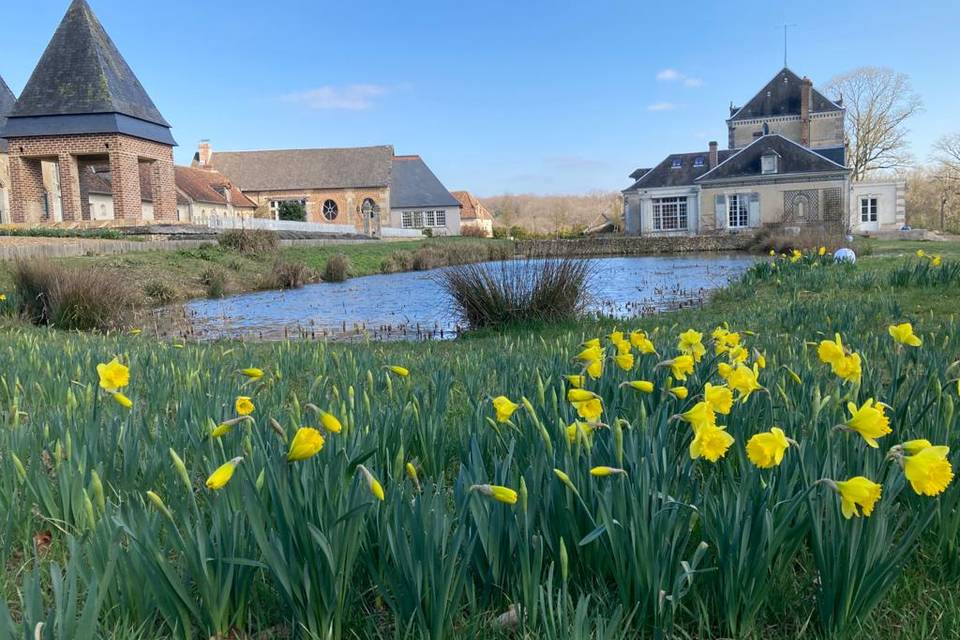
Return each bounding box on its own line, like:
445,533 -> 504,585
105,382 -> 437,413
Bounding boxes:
175,166 -> 257,209
2,0 -> 174,145
211,146 -> 394,192
623,150 -> 736,191
391,156 -> 460,209
629,167 -> 652,180
451,191 -> 493,221
0,75 -> 15,152
696,134 -> 848,183
729,68 -> 842,121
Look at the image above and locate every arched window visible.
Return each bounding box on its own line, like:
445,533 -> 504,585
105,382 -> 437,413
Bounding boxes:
361,198 -> 377,217
322,199 -> 339,221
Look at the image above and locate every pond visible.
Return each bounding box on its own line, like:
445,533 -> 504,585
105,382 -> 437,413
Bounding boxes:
157,254 -> 755,342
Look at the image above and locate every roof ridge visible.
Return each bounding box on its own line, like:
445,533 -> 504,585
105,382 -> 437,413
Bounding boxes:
213,144 -> 393,155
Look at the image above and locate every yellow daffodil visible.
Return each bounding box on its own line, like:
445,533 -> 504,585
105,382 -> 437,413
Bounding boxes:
586,359 -> 603,379
471,483 -> 518,504
575,345 -> 604,363
630,331 -> 657,354
712,327 -> 741,355
287,427 -> 325,462
902,439 -> 933,455
902,445 -> 954,496
492,396 -> 520,423
831,352 -> 862,384
388,365 -> 410,377
0,293 -> 6,302
590,466 -> 627,477
97,358 -> 129,391
567,389 -> 599,403
769,249 -> 776,256
916,249 -> 926,258
754,351 -> 767,369
669,386 -> 689,400
573,398 -> 603,422
679,401 -> 716,430
727,363 -> 762,402
319,411 -> 343,433
717,362 -> 733,382
565,374 -> 586,388
358,465 -> 385,501
668,355 -> 695,381
614,352 -> 635,371
128,328 -> 142,336
678,329 -> 706,362
206,457 -> 243,490
112,392 -> 133,409
790,249 -> 802,263
582,338 -> 601,349
819,246 -> 827,256
405,462 -> 420,489
888,323 -> 922,347
727,345 -> 749,364
832,476 -> 882,519
932,255 -> 942,267
235,396 -> 255,416
690,423 -> 735,462
622,380 -> 654,393
818,333 -> 845,365
210,416 -> 249,438
704,383 -> 733,415
239,368 -> 264,380
608,330 -> 625,344
746,427 -> 791,468
843,399 -> 892,448
565,421 -> 595,445
614,339 -> 632,356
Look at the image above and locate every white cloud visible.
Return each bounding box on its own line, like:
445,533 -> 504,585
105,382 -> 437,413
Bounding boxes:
280,84 -> 391,110
648,102 -> 679,112
656,68 -> 703,88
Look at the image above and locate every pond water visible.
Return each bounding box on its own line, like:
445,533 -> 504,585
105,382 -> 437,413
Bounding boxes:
157,254 -> 755,342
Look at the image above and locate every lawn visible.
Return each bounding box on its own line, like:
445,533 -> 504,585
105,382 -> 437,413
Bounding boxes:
1,240 -> 959,639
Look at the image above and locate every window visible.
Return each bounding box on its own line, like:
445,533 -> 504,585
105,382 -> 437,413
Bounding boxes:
402,211 -> 417,228
401,210 -> 447,229
270,199 -> 306,219
761,153 -> 778,175
322,199 -> 339,221
425,210 -> 436,227
652,196 -> 688,231
860,197 -> 878,223
435,210 -> 447,227
728,194 -> 749,228
362,198 -> 378,218
671,158 -> 682,169
694,156 -> 704,167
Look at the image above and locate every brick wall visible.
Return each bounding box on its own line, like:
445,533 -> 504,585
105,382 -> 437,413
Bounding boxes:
245,187 -> 390,232
5,133 -> 176,224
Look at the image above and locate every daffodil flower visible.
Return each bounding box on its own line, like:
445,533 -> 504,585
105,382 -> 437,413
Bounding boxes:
357,465 -> 385,501
97,358 -> 129,392
492,396 -> 520,423
842,399 -> 891,448
235,396 -> 255,416
590,466 -> 627,477
888,323 -> 922,347
746,427 -> 791,468
206,457 -> 243,490
470,483 -> 518,504
689,423 -> 735,462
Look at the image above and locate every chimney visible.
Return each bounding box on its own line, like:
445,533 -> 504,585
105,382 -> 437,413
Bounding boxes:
708,141 -> 718,170
800,77 -> 812,147
197,139 -> 212,168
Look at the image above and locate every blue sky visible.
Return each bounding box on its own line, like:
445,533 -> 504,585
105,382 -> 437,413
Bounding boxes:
3,1 -> 958,195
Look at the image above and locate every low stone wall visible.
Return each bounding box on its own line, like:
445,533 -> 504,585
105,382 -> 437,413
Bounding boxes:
516,234 -> 755,258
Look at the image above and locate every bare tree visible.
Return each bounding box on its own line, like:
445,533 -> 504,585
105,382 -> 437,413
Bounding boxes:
825,67 -> 923,181
931,133 -> 960,230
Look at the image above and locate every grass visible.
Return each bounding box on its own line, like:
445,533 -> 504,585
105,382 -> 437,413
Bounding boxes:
1,239 -> 960,639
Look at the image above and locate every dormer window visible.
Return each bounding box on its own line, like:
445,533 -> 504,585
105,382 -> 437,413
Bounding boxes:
694,156 -> 704,167
761,152 -> 779,175
671,158 -> 682,169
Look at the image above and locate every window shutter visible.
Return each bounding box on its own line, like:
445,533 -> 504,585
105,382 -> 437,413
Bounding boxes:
748,193 -> 760,227
714,195 -> 726,229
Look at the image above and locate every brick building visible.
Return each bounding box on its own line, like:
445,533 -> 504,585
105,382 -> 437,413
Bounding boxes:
0,0 -> 177,225
0,75 -> 17,222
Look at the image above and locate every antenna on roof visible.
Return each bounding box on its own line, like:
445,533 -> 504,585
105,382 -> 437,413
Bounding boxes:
777,23 -> 798,67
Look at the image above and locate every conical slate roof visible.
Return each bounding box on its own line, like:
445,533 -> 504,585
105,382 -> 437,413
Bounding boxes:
11,0 -> 169,126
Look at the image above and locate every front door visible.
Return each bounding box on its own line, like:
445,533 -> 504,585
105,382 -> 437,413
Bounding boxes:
361,198 -> 381,237
858,197 -> 879,232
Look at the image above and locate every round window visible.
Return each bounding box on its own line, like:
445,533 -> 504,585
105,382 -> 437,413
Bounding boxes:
322,199 -> 339,221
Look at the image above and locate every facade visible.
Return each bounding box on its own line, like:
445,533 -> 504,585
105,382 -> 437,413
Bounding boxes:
0,75 -> 15,223
849,181 -> 907,233
174,165 -> 257,223
0,0 -> 177,225
452,191 -> 494,237
623,67 -> 901,237
390,156 -> 461,236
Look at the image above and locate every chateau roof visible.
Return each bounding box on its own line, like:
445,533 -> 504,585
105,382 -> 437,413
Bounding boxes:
391,156 -> 460,209
728,67 -> 842,121
211,146 -> 394,191
0,75 -> 15,152
3,0 -> 174,145
696,134 -> 848,183
174,166 -> 257,209
623,149 -> 736,191
451,191 -> 493,221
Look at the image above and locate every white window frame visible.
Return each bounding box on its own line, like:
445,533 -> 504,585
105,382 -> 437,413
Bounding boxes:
652,196 -> 688,231
860,197 -> 878,223
727,194 -> 749,228
761,154 -> 778,175
401,210 -> 447,229
435,210 -> 447,227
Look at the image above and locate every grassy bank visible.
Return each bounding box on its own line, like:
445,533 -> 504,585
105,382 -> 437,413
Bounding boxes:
1,240 -> 960,638
0,237 -> 514,305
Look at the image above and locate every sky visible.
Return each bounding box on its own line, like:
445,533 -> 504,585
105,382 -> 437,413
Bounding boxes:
3,0 -> 959,196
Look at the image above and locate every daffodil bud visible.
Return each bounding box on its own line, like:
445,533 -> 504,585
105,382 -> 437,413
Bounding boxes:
64,431 -> 72,460
146,491 -> 174,522
54,441 -> 63,467
519,477 -> 528,513
11,453 -> 26,484
393,446 -> 405,481
363,390 -> 371,417
255,469 -> 265,492
168,449 -> 192,493
944,394 -> 955,428
614,420 -> 624,467
348,385 -> 355,409
89,470 -> 105,513
535,371 -> 546,406
83,490 -> 96,530
269,418 -> 287,442
559,537 -> 569,584
366,370 -> 374,391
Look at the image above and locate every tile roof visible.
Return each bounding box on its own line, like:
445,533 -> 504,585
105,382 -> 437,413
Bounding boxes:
696,134 -> 848,183
629,167 -> 652,180
175,166 -> 257,209
10,0 -> 170,127
391,156 -> 460,209
623,149 -> 736,191
211,146 -> 394,192
729,67 -> 842,121
0,75 -> 15,152
451,191 -> 493,221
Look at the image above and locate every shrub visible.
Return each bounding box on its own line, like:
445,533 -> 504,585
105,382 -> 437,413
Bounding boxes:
218,229 -> 279,255
436,257 -> 594,330
200,267 -> 227,298
492,226 -> 510,239
143,280 -> 176,305
412,246 -> 448,271
278,201 -> 307,222
261,260 -> 312,290
750,227 -> 845,255
460,225 -> 489,238
380,250 -> 414,274
12,261 -> 135,331
323,254 -> 352,282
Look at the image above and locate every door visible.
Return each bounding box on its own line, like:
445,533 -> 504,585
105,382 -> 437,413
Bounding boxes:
361,198 -> 381,237
858,197 -> 879,232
